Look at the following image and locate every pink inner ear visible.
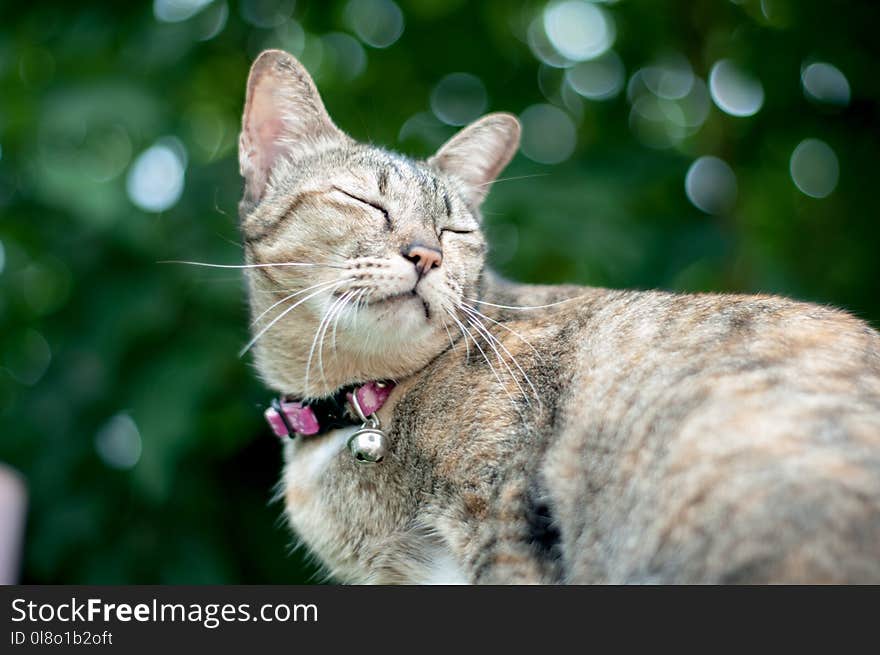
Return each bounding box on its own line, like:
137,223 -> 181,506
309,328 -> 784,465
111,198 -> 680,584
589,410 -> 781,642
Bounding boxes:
249,77 -> 289,172
240,51 -> 350,206
242,97 -> 294,203
241,73 -> 293,202
255,116 -> 288,171
256,116 -> 284,145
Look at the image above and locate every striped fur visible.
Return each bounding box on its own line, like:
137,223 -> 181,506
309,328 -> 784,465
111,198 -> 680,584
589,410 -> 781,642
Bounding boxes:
239,51 -> 880,584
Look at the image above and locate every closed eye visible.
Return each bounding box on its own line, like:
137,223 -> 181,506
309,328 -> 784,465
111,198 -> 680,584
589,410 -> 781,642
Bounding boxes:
440,228 -> 475,236
332,186 -> 391,226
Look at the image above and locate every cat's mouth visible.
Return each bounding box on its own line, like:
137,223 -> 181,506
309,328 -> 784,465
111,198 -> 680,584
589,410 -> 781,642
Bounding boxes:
369,289 -> 431,320
371,289 -> 418,305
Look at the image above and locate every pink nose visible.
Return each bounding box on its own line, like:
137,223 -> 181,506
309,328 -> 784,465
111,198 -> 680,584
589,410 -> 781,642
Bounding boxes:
405,245 -> 442,276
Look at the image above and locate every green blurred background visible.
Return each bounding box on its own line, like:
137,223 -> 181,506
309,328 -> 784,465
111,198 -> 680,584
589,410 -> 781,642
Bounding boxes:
1,0 -> 878,583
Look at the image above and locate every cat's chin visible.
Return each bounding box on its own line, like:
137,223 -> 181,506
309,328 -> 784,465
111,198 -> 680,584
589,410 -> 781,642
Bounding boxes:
351,296 -> 442,354
252,289 -> 453,398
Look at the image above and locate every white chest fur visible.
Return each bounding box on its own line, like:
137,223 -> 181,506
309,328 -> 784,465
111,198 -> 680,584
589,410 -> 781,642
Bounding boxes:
280,427 -> 360,578
414,545 -> 469,585
279,427 -> 470,584
286,425 -> 354,479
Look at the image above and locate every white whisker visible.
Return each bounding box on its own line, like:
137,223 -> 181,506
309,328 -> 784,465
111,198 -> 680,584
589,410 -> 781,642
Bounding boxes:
465,314 -> 531,408
474,173 -> 549,188
442,317 -> 457,352
306,291 -> 351,394
159,260 -> 346,270
444,305 -> 470,360
251,278 -> 354,327
240,281 -> 345,357
304,303 -> 333,397
349,289 -> 364,331
448,312 -> 516,407
464,295 -> 583,311
317,291 -> 352,388
343,288 -> 369,341
460,303 -> 543,360
462,306 -> 542,407
329,289 -> 357,355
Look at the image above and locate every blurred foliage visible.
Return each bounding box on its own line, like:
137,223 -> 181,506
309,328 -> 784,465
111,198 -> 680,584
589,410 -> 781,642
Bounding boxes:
1,0 -> 878,583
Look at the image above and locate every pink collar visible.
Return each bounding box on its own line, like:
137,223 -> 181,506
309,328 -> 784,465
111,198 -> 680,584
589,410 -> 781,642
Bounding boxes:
264,381 -> 394,439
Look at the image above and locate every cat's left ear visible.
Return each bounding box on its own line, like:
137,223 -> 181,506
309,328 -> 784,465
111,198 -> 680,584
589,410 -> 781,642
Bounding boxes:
239,49 -> 350,209
428,113 -> 521,207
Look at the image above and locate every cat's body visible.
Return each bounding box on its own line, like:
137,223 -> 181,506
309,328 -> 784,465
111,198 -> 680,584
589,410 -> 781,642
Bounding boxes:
238,51 -> 880,584
280,275 -> 880,583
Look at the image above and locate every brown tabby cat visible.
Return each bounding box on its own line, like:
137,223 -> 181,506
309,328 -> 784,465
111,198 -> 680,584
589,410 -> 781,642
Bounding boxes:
237,50 -> 880,583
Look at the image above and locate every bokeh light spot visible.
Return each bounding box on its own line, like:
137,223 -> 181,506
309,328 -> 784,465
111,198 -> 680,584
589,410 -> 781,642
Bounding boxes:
527,16 -> 572,68
430,73 -> 488,126
269,19 -> 306,55
565,50 -> 625,100
398,112 -> 449,150
520,104 -> 576,164
630,96 -> 687,149
197,1 -> 229,40
641,54 -> 694,100
542,0 -> 615,62
685,156 -> 737,215
801,62 -> 850,106
5,329 -> 52,386
790,138 -> 839,198
709,59 -> 764,117
83,125 -> 133,183
153,0 -> 215,23
0,240 -> 5,276
344,0 -> 404,49
677,77 -> 711,128
322,32 -> 367,81
185,104 -> 230,162
627,61 -> 709,149
126,138 -> 187,213
240,0 -> 295,28
94,413 -> 143,470
760,0 -> 792,27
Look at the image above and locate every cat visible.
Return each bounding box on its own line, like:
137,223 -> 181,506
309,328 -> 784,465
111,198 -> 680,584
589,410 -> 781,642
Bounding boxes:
237,49 -> 880,584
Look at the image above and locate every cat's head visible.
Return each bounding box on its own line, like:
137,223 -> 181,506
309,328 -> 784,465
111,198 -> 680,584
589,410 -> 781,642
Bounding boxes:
238,50 -> 520,398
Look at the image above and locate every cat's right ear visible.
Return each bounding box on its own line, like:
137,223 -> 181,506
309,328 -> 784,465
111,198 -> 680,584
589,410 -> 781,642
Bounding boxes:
428,113 -> 521,207
239,50 -> 350,209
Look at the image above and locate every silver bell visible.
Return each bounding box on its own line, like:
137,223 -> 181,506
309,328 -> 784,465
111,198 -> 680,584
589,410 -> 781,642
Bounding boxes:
347,428 -> 387,464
